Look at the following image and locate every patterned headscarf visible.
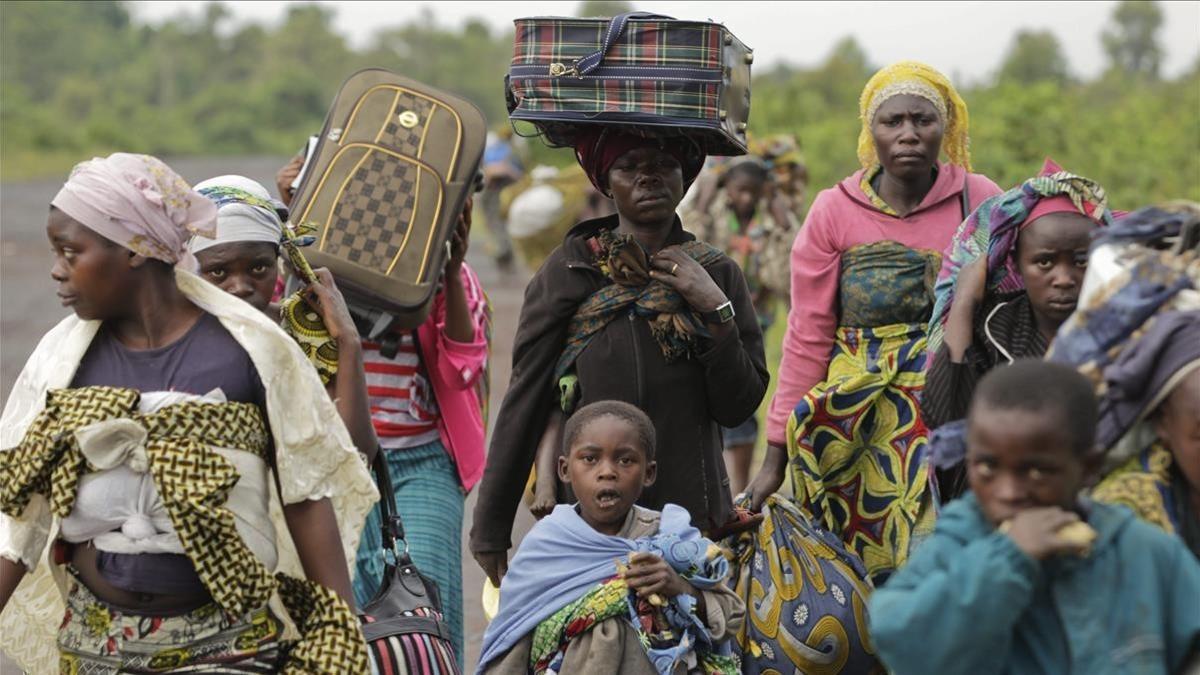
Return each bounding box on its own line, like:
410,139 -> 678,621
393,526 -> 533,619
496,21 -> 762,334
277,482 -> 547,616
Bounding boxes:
51,153 -> 216,268
857,61 -> 971,171
189,176 -> 287,254
925,161 -> 1114,363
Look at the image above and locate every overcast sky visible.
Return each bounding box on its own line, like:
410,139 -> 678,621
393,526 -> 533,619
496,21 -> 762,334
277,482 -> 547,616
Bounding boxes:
130,1 -> 1200,84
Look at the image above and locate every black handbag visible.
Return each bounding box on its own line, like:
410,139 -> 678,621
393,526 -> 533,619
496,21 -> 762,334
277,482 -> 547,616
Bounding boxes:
358,453 -> 460,674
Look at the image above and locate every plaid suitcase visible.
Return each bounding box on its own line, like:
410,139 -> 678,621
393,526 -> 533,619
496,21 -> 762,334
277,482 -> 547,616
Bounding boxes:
507,12 -> 752,155
290,68 -> 487,333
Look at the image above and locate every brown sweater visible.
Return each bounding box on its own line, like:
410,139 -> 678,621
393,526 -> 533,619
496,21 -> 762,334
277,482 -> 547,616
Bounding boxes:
470,215 -> 769,554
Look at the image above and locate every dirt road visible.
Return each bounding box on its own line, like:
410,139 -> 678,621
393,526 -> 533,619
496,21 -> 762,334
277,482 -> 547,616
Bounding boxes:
0,156 -> 536,670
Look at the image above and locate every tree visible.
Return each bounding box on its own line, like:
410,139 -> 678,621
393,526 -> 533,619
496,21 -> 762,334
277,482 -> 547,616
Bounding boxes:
998,30 -> 1070,85
576,1 -> 635,18
1102,0 -> 1164,78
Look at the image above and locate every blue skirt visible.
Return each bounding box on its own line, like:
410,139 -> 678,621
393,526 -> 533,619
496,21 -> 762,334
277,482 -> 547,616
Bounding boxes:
353,439 -> 465,664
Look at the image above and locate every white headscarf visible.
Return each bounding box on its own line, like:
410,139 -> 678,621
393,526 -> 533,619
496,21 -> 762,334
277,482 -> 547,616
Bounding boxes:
188,175 -> 284,254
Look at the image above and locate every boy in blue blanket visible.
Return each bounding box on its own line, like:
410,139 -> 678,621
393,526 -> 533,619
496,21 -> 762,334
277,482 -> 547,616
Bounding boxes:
870,360 -> 1200,674
478,401 -> 745,674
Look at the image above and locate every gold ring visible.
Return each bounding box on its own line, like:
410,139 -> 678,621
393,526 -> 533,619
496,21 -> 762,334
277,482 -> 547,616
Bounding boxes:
670,263 -> 679,275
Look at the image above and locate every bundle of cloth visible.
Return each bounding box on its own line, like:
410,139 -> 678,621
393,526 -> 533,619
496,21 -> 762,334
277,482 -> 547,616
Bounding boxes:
1048,204 -> 1200,557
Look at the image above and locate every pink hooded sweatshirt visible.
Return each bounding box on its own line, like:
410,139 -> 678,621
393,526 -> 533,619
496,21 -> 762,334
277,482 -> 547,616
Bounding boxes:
415,262 -> 491,490
765,162 -> 1002,446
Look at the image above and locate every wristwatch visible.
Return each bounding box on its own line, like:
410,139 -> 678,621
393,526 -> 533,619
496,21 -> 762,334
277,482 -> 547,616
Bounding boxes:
700,300 -> 736,325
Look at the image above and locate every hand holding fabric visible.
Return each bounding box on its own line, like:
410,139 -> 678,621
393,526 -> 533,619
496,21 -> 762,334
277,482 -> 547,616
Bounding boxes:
648,246 -> 729,314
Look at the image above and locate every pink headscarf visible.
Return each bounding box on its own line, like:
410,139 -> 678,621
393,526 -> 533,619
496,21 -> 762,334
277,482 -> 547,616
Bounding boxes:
51,153 -> 217,268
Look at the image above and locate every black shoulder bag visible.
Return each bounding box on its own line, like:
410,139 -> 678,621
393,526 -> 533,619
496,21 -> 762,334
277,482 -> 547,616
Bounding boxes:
358,453 -> 460,672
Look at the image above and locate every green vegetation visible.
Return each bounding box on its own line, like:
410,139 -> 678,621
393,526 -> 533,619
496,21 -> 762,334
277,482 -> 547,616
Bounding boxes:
2,0 -> 1197,208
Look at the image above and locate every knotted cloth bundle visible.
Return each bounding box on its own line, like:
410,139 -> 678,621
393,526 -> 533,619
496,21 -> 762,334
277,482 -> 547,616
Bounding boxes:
555,229 -> 723,379
0,386 -> 368,672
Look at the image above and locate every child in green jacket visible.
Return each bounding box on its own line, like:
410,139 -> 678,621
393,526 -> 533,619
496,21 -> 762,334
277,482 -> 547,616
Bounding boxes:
870,360 -> 1200,675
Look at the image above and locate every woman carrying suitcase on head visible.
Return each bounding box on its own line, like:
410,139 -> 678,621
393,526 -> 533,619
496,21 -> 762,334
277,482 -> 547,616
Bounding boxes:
468,127 -> 770,590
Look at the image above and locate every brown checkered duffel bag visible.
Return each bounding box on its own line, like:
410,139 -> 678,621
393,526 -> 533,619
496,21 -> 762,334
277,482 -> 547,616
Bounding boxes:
291,68 -> 487,332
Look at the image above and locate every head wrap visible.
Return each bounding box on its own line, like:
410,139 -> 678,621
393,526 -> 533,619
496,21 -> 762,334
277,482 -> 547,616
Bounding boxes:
188,175 -> 287,255
574,127 -> 705,196
1049,204 -> 1200,452
857,61 -> 971,171
926,159 -> 1114,362
51,153 -> 216,267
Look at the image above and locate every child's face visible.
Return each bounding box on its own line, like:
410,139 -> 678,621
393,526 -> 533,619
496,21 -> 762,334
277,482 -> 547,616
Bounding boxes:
558,415 -> 657,536
724,174 -> 765,221
966,405 -> 1096,526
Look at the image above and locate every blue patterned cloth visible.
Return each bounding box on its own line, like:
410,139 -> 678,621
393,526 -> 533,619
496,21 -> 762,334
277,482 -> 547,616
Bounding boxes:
353,440 -> 465,664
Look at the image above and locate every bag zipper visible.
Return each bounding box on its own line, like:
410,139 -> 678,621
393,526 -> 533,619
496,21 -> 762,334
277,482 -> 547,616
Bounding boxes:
510,64 -> 721,82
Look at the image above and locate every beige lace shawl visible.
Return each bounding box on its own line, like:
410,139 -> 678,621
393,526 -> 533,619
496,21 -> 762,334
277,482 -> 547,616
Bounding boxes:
0,268 -> 379,672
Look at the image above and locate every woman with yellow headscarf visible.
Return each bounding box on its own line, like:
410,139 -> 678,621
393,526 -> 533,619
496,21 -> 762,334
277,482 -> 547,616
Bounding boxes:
743,62 -> 1003,585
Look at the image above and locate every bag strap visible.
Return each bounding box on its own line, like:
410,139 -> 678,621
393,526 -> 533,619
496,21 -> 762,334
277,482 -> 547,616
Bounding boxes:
575,12 -> 674,76
360,614 -> 454,643
372,451 -> 407,554
960,175 -> 971,221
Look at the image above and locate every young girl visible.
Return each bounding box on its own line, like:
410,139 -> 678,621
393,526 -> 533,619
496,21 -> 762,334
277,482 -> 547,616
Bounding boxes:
479,401 -> 744,674
190,174 -> 379,465
922,160 -> 1114,499
0,154 -> 377,672
923,159 -> 1115,432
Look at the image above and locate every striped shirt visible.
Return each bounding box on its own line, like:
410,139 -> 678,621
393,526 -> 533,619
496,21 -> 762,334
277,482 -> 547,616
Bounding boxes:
362,333 -> 441,449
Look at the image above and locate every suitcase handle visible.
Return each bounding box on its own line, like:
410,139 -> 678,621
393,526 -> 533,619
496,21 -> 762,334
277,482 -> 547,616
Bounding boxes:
574,11 -> 674,76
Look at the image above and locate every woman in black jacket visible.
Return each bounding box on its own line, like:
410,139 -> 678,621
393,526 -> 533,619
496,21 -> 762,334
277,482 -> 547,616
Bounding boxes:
470,129 -> 769,585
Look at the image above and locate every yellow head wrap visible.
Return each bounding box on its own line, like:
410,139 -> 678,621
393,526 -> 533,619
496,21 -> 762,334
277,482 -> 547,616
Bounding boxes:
857,61 -> 971,172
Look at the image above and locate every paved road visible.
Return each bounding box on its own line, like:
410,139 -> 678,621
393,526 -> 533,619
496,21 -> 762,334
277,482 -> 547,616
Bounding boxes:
0,156 -> 536,670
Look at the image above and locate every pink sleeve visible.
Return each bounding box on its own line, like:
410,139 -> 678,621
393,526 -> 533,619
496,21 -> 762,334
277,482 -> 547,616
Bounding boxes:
430,264 -> 490,391
967,173 -> 1004,210
766,195 -> 842,445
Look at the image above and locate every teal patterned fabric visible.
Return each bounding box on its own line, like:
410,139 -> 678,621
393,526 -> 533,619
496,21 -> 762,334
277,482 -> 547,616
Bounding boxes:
838,241 -> 941,328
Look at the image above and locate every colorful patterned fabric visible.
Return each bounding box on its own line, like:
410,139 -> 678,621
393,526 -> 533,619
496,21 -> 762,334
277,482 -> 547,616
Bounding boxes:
361,606 -> 460,675
857,62 -> 971,171
529,578 -> 634,672
0,386 -> 369,673
838,241 -> 939,327
1093,442 -> 1180,535
57,572 -> 285,674
926,169 -> 1115,363
787,322 -> 936,583
555,229 -> 724,378
278,222 -> 340,386
724,495 -> 882,675
354,441 -> 465,663
510,18 -> 723,121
